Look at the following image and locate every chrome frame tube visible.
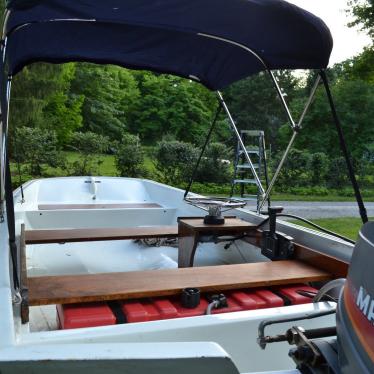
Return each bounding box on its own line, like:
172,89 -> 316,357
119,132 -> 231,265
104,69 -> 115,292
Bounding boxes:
0,35 -> 9,212
268,70 -> 296,129
297,75 -> 321,128
259,131 -> 297,212
1,76 -> 11,207
258,76 -> 320,212
217,91 -> 265,196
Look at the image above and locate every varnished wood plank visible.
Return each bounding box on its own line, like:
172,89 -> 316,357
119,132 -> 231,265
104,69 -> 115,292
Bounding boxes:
293,243 -> 349,278
38,203 -> 162,210
28,260 -> 332,306
25,226 -> 178,245
179,217 -> 256,233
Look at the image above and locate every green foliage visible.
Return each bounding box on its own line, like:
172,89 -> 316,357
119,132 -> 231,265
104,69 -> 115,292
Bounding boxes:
308,152 -> 329,186
13,127 -> 64,176
288,77 -> 374,159
42,92 -> 84,144
10,63 -> 78,144
128,72 -> 217,143
273,149 -> 310,189
154,139 -> 199,185
115,133 -> 145,178
223,70 -> 300,147
195,142 -> 232,184
327,157 -> 349,188
68,132 -> 109,175
71,63 -> 140,140
348,0 -> 374,39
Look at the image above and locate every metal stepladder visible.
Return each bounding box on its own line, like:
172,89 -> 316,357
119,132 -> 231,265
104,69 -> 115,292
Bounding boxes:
230,130 -> 270,210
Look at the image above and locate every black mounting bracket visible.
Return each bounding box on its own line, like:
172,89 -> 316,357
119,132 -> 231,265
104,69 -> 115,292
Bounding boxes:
261,206 -> 294,260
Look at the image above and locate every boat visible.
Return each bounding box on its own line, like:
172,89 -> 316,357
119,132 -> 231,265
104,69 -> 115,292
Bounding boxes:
0,1 -> 372,373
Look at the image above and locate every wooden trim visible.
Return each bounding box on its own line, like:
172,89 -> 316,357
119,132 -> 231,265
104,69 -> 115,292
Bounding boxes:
28,260 -> 332,306
243,230 -> 349,278
25,226 -> 179,245
293,243 -> 349,278
38,203 -> 162,210
20,224 -> 29,323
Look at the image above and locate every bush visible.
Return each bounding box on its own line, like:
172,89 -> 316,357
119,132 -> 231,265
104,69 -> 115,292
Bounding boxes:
68,131 -> 109,175
195,142 -> 233,184
12,126 -> 64,176
327,157 -> 348,188
115,133 -> 145,178
274,149 -> 311,190
308,152 -> 329,186
154,139 -> 199,186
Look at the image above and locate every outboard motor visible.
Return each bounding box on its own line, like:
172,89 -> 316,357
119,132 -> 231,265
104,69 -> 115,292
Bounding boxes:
336,221 -> 374,374
258,222 -> 374,374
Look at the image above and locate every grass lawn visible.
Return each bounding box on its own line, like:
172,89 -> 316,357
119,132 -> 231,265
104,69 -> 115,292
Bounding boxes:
271,193 -> 374,202
289,217 -> 372,241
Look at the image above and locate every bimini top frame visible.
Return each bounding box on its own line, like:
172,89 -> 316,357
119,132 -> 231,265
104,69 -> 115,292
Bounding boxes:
0,0 -> 368,300
0,0 -> 335,210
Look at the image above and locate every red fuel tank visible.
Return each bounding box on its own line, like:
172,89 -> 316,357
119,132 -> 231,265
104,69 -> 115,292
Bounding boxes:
57,302 -> 116,329
57,285 -> 317,329
277,284 -> 317,305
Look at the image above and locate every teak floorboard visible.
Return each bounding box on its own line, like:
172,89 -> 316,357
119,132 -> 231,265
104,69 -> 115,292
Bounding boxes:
29,260 -> 332,306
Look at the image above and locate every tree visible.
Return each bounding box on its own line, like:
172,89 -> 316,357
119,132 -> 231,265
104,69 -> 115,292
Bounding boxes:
348,0 -> 374,39
274,149 -> 311,189
115,133 -> 145,178
42,92 -> 84,145
327,157 -> 349,188
129,72 -> 217,144
223,70 -> 300,150
70,63 -> 139,140
308,152 -> 329,186
13,127 -> 64,176
69,132 -> 109,176
10,63 -> 81,147
278,68 -> 374,160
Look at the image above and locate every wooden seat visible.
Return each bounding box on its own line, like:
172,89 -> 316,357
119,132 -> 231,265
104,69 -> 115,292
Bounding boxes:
38,203 -> 162,210
25,225 -> 178,245
28,260 -> 332,306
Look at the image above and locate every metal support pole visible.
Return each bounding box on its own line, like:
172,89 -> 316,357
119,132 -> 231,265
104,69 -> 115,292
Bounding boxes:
297,75 -> 321,128
319,70 -> 368,223
259,131 -> 297,212
258,76 -> 320,212
0,36 -> 9,214
217,91 -> 265,196
1,77 -> 11,203
268,71 -> 296,129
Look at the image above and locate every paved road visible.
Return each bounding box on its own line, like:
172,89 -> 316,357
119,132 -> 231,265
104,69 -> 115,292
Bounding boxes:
244,201 -> 374,219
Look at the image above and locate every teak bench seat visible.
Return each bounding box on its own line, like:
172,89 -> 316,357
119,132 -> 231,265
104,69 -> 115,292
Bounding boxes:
25,226 -> 179,245
28,260 -> 332,306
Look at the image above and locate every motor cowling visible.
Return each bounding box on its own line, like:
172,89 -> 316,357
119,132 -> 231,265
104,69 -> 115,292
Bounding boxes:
337,222 -> 374,374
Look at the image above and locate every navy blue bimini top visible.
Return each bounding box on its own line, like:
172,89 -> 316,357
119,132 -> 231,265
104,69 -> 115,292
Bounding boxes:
4,0 -> 333,90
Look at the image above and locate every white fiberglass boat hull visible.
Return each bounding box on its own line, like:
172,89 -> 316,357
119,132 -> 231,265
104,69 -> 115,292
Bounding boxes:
0,177 -> 347,373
